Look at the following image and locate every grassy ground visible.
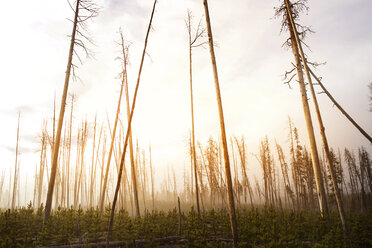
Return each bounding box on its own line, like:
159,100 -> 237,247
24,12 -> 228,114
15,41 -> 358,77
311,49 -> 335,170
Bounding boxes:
0,204 -> 371,247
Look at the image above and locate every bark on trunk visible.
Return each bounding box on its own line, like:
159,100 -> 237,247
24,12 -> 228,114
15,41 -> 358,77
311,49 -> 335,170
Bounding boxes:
122,42 -> 141,216
44,0 -> 80,223
308,68 -> 372,144
202,1 -> 238,246
285,0 -> 349,234
12,113 -> 20,210
106,1 -> 157,245
99,38 -> 126,213
284,0 -> 329,217
187,18 -> 201,218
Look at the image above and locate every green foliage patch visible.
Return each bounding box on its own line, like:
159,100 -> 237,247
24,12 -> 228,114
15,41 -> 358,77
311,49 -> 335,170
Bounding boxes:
0,205 -> 371,248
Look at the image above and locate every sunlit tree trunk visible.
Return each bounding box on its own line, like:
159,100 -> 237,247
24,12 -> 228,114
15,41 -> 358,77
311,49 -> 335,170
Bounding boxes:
149,145 -> 155,210
284,0 -> 329,217
37,122 -> 47,207
44,0 -> 80,223
106,1 -> 157,245
186,10 -> 205,218
202,0 -> 238,246
12,113 -> 20,210
285,0 -> 348,232
121,32 -> 141,217
89,116 -> 97,208
99,37 -> 126,213
308,68 -> 372,144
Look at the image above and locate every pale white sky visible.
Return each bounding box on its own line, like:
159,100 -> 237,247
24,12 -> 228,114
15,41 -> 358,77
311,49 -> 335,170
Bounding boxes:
0,0 -> 371,204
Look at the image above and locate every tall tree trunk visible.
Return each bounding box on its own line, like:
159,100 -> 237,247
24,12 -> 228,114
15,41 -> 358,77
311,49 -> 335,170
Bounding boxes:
149,145 -> 155,210
38,122 -> 47,207
99,37 -> 127,213
44,0 -> 80,223
202,0 -> 238,246
308,68 -> 372,144
106,1 -> 157,245
12,113 -> 20,210
300,45 -> 349,232
90,116 -> 97,208
285,0 -> 348,232
284,0 -> 329,217
187,12 -> 201,218
121,32 -> 141,217
66,96 -> 74,208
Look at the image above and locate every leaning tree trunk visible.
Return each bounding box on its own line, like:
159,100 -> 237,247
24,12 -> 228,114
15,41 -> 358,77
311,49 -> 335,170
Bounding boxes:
99,36 -> 127,214
202,0 -> 238,247
286,1 -> 349,233
121,31 -> 141,217
284,0 -> 329,217
44,0 -> 80,223
106,1 -> 157,246
308,68 -> 372,144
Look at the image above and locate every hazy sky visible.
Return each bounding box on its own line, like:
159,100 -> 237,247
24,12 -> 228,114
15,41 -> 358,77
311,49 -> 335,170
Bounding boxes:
0,0 -> 371,199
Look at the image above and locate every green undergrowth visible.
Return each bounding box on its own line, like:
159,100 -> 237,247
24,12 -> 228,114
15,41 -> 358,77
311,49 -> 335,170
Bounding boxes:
0,203 -> 371,247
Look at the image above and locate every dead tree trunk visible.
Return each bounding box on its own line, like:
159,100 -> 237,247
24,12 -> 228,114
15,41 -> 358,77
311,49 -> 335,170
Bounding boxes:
285,0 -> 348,233
120,31 -> 141,217
44,0 -> 80,222
44,0 -> 98,222
149,145 -> 155,210
106,1 -> 157,245
283,0 -> 329,217
37,122 -> 47,207
99,34 -> 127,214
308,68 -> 372,144
12,113 -> 20,210
202,0 -> 238,246
186,10 -> 206,218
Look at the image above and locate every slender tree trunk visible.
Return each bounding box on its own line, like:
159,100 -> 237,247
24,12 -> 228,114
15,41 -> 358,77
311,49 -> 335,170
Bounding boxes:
66,96 -> 74,208
187,18 -> 201,218
38,123 -> 46,207
308,68 -> 372,144
149,145 -> 155,210
106,1 -> 157,245
285,0 -> 348,232
294,39 -> 349,235
121,33 -> 141,217
89,116 -> 97,208
99,38 -> 127,213
202,0 -> 238,246
141,150 -> 147,210
284,0 -> 329,217
44,0 -> 80,223
12,113 -> 20,210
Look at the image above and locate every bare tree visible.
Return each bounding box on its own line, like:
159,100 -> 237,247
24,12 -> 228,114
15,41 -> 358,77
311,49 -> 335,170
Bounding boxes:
44,0 -> 99,223
276,0 -> 329,217
99,30 -> 128,214
202,0 -> 238,246
12,113 -> 21,210
106,1 -> 157,245
119,31 -> 141,217
283,0 -> 349,233
186,9 -> 207,218
149,145 -> 155,210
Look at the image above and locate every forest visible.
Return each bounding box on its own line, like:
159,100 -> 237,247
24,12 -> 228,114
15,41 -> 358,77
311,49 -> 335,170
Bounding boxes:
0,0 -> 371,247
